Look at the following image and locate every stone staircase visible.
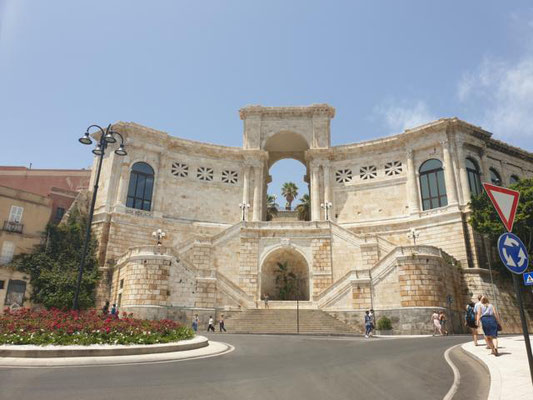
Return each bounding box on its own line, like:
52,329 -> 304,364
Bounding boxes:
223,309 -> 358,335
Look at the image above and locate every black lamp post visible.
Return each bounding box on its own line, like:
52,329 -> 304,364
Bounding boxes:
74,124 -> 127,310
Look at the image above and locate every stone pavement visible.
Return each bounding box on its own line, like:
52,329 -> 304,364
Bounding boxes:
462,335 -> 533,400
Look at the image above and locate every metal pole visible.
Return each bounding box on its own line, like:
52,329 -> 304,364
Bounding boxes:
512,273 -> 533,385
484,236 -> 499,313
296,279 -> 300,334
72,135 -> 106,310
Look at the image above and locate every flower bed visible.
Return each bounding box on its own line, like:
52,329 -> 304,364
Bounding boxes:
0,308 -> 194,346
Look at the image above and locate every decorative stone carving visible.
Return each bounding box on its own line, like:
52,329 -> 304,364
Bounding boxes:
197,167 -> 214,182
171,162 -> 188,177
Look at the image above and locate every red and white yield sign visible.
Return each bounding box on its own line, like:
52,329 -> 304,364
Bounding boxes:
482,183 -> 520,232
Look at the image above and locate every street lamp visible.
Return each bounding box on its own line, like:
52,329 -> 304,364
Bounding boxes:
239,202 -> 250,221
152,229 -> 166,246
407,228 -> 419,245
321,201 -> 332,221
74,124 -> 127,310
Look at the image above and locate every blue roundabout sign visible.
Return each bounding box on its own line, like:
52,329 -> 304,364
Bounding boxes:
497,232 -> 530,274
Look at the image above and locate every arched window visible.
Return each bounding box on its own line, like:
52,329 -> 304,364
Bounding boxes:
419,159 -> 448,210
489,168 -> 502,186
466,158 -> 482,197
126,162 -> 155,211
510,175 -> 520,185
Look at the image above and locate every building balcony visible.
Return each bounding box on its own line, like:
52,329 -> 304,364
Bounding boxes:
3,220 -> 23,234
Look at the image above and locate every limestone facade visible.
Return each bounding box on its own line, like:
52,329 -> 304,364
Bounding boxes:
88,104 -> 533,333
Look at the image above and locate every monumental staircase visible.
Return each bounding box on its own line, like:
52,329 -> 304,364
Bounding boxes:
224,309 -> 358,335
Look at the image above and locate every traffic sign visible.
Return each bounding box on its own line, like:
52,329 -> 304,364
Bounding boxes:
483,183 -> 520,232
524,272 -> 533,286
497,232 -> 530,274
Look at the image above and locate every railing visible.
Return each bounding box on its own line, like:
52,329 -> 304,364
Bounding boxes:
3,220 -> 23,234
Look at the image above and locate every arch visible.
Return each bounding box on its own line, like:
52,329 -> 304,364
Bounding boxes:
489,168 -> 502,186
465,157 -> 482,197
419,159 -> 447,210
126,162 -> 155,211
264,131 -> 309,167
509,175 -> 520,185
260,246 -> 310,301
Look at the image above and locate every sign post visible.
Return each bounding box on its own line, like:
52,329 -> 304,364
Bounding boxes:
483,183 -> 533,385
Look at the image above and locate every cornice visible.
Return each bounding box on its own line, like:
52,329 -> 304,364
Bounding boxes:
239,104 -> 336,120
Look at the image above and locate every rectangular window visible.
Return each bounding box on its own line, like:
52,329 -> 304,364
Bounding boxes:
0,241 -> 16,265
0,280 -> 4,290
118,293 -> 122,307
4,279 -> 26,306
8,206 -> 24,223
120,279 -> 124,289
55,207 -> 66,221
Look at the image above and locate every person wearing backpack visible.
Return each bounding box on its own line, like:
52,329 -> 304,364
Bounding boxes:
465,301 -> 478,346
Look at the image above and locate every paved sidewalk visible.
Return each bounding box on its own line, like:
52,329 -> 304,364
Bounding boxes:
462,335 -> 533,400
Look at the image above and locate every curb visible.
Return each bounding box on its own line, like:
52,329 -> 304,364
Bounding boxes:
0,340 -> 233,368
461,342 -> 502,400
0,335 -> 208,358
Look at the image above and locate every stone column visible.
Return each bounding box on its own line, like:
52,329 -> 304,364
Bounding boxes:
242,165 -> 251,219
311,164 -> 321,221
406,149 -> 420,214
480,146 -> 491,183
252,165 -> 263,221
114,159 -> 130,208
455,141 -> 471,204
441,139 -> 458,205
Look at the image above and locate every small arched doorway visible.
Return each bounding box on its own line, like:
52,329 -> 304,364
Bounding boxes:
260,247 -> 310,301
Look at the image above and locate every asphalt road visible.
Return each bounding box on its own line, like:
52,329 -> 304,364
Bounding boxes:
0,334 -> 488,400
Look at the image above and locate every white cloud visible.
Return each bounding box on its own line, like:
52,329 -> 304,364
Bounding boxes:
375,100 -> 437,132
458,56 -> 533,143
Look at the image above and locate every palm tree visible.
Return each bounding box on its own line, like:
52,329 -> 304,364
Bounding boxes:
266,194 -> 279,221
281,182 -> 298,210
296,194 -> 311,221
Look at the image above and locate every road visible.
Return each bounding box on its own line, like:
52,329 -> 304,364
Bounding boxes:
0,334 -> 488,400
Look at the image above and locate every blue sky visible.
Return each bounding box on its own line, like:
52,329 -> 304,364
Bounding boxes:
1,1 -> 533,204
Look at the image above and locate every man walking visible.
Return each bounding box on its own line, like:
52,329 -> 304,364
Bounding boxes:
364,310 -> 372,338
219,315 -> 227,332
207,316 -> 215,332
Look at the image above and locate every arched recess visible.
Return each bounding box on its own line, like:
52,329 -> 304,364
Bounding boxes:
260,247 -> 310,301
264,131 -> 310,216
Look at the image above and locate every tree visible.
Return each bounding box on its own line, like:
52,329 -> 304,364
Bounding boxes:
469,178 -> 533,274
274,261 -> 298,300
11,207 -> 100,310
266,194 -> 279,221
296,194 -> 311,221
281,182 -> 298,210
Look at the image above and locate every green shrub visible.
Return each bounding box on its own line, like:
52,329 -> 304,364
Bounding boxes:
376,316 -> 392,331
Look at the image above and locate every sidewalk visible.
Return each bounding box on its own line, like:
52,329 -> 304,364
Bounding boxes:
462,335 -> 533,400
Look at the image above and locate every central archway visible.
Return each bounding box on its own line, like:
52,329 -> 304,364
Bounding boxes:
260,247 -> 310,301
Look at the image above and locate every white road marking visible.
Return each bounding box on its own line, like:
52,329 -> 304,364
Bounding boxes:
443,344 -> 461,400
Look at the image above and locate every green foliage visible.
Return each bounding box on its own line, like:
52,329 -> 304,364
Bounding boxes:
469,178 -> 533,274
376,316 -> 392,331
274,261 -> 299,300
296,194 -> 311,221
281,182 -> 299,210
266,194 -> 279,221
11,207 -> 100,310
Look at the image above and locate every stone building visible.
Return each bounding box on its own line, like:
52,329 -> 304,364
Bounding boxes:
89,104 -> 533,333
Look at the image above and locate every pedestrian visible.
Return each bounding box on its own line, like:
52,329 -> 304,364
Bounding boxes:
264,293 -> 269,309
439,311 -> 448,336
111,303 -> 117,317
364,310 -> 372,338
474,294 -> 489,349
476,296 -> 502,356
207,316 -> 215,332
431,310 -> 443,336
465,302 -> 478,346
102,300 -> 110,315
219,315 -> 227,332
369,309 -> 375,336
192,314 -> 199,332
